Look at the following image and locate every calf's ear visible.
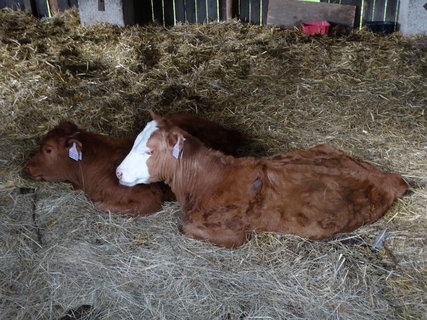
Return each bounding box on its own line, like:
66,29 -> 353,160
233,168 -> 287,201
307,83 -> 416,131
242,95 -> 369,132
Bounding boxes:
168,131 -> 178,148
65,138 -> 82,153
168,131 -> 186,159
57,121 -> 78,135
149,110 -> 162,122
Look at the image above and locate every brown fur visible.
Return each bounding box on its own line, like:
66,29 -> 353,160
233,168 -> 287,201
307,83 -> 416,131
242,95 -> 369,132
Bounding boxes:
27,113 -> 240,215
144,115 -> 408,247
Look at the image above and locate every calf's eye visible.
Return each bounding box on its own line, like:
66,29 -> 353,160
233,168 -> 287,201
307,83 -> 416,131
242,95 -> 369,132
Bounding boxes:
45,148 -> 52,153
145,151 -> 152,156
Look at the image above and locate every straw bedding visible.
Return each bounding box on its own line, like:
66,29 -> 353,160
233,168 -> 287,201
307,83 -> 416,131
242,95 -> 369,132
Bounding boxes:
0,8 -> 425,320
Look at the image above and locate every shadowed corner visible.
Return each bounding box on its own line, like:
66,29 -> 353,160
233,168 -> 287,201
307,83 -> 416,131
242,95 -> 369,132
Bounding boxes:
59,304 -> 98,320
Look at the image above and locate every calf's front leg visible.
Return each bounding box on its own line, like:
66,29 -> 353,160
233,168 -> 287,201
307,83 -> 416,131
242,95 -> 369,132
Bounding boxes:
182,219 -> 247,248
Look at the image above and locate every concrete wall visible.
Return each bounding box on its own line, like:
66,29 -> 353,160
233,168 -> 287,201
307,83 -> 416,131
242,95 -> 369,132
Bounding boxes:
78,0 -> 136,26
398,0 -> 427,35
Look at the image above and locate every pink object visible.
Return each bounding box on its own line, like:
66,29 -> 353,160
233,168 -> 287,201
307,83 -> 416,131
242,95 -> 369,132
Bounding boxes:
301,21 -> 330,35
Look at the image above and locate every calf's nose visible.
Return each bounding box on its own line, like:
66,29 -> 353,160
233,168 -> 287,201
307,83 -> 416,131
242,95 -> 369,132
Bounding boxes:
116,168 -> 123,180
27,162 -> 35,176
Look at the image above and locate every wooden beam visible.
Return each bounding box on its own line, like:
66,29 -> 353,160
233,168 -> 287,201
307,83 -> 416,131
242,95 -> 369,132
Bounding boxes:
48,0 -> 59,14
226,0 -> 233,19
267,0 -> 356,28
23,0 -> 33,13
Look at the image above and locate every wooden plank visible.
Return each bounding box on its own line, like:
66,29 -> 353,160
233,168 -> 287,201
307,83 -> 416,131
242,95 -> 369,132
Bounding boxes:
251,0 -> 261,25
34,0 -> 49,17
232,0 -> 239,18
385,0 -> 398,23
48,0 -> 59,14
373,0 -> 386,21
362,0 -> 375,22
0,0 -> 24,10
197,0 -> 207,23
240,0 -> 249,22
23,0 -> 34,13
56,0 -> 70,11
360,0 -> 399,30
207,0 -> 218,21
68,0 -> 78,7
185,0 -> 196,23
267,0 -> 356,28
225,0 -> 232,19
218,0 -> 226,20
163,0 -> 175,25
175,0 -> 186,22
261,0 -> 269,25
135,0 -> 153,24
152,0 -> 164,24
340,0 -> 361,27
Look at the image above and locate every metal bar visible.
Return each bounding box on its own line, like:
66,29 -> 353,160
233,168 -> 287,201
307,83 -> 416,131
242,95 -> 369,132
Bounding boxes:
394,0 -> 399,30
372,0 -> 376,21
195,0 -> 198,24
249,0 -> 251,23
383,0 -> 388,21
173,0 -> 176,25
162,0 -> 165,26
217,0 -> 220,21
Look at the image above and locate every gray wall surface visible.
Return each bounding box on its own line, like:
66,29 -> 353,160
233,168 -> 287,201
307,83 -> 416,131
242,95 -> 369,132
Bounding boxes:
398,0 -> 427,35
78,0 -> 135,26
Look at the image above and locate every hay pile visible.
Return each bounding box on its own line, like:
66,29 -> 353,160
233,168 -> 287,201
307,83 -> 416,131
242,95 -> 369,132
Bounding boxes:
0,7 -> 426,319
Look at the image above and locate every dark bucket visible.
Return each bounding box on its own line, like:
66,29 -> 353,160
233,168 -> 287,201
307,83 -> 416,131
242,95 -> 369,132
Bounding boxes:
365,21 -> 396,34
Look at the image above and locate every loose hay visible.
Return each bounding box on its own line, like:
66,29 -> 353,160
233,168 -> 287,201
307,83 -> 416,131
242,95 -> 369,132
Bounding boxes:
0,7 -> 426,320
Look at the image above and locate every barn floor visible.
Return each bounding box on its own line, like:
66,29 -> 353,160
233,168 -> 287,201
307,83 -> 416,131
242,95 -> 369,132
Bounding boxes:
0,8 -> 426,320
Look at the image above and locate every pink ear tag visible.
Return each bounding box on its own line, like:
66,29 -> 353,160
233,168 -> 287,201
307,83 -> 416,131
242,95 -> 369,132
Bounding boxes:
69,142 -> 82,161
172,137 -> 186,159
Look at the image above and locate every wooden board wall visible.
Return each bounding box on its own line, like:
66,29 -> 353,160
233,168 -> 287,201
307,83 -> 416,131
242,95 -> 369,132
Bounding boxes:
322,0 -> 400,29
28,0 -> 77,18
149,0 -> 229,25
267,0 -> 356,27
1,0 -> 401,29
239,0 -> 269,25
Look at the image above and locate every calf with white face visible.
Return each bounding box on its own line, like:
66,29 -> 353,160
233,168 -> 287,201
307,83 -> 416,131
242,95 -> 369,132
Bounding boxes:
117,112 -> 408,248
117,110 -> 241,187
116,120 -> 158,186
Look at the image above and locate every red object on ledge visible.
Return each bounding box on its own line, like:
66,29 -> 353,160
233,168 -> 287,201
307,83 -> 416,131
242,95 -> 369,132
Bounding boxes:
301,21 -> 330,34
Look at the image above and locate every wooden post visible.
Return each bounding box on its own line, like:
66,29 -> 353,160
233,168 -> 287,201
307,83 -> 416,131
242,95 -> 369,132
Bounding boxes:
23,0 -> 33,13
226,0 -> 233,19
49,0 -> 59,15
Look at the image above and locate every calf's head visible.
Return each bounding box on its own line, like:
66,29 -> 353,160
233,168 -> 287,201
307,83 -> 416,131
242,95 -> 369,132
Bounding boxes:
116,113 -> 187,186
28,121 -> 83,182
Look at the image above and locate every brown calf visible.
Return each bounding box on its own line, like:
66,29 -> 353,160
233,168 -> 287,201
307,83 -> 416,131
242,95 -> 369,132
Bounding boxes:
117,113 -> 408,247
28,112 -> 240,215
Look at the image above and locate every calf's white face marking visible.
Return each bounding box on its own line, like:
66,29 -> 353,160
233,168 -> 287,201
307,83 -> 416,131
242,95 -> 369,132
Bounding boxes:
116,120 -> 158,186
